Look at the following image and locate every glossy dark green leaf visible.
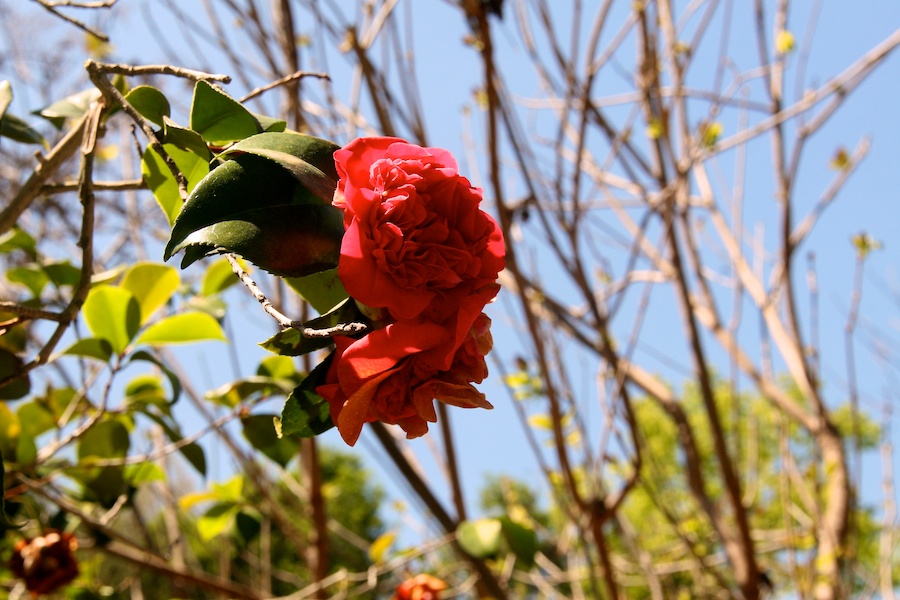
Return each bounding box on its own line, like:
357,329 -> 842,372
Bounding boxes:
62,337 -> 113,362
190,81 -> 259,146
124,85 -> 170,128
219,132 -> 339,203
285,268 -> 348,314
241,414 -> 299,467
277,354 -> 335,438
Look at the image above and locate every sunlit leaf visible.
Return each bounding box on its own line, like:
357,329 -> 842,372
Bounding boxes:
368,530 -> 397,565
205,376 -> 293,409
62,337 -> 113,362
135,312 -> 226,346
7,264 -> 49,297
457,518 -> 503,559
82,286 -> 141,355
43,260 -> 81,289
190,80 -> 259,146
198,503 -> 240,541
34,88 -> 101,129
124,462 -> 166,486
120,262 -> 181,324
142,142 -> 210,225
201,257 -> 240,296
776,30 -> 795,54
124,85 -> 170,128
285,268 -> 348,314
16,401 -> 55,439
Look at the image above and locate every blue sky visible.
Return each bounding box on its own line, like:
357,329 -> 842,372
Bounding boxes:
5,0 -> 900,551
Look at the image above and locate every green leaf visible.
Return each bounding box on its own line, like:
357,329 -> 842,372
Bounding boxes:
1,113 -> 47,146
201,257 -> 239,296
82,286 -> 141,355
212,474 -> 244,502
128,350 -> 182,405
252,113 -> 287,133
62,337 -> 113,362
123,373 -> 167,408
78,420 -> 130,462
219,132 -> 340,203
164,154 -> 344,277
135,312 -> 226,346
141,411 -> 204,475
161,117 -> 211,157
34,88 -> 101,129
277,354 -> 335,438
16,401 -> 56,438
499,516 -> 538,567
141,142 -> 210,225
43,260 -> 81,289
0,404 -> 19,458
235,511 -> 261,543
205,376 -> 293,409
285,268 -> 348,314
0,348 -> 30,400
198,503 -> 240,541
190,81 -> 259,146
259,299 -> 360,357
120,262 -> 181,324
241,414 -> 299,467
124,85 -> 170,128
124,462 -> 166,486
257,355 -> 297,380
457,518 -> 503,559
1,449 -> 24,531
0,229 -> 36,256
7,264 -> 49,297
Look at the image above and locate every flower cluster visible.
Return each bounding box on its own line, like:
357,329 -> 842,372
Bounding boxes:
8,531 -> 79,595
317,137 -> 505,445
394,573 -> 448,600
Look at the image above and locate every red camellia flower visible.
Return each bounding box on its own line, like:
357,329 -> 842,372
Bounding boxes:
332,137 -> 505,331
9,531 -> 79,596
317,314 -> 495,445
394,574 -> 449,600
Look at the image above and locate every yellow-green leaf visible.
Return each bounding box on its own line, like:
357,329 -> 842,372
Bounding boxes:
121,262 -> 180,324
82,286 -> 141,355
135,312 -> 226,347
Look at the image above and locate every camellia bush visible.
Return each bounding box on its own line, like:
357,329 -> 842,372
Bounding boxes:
1,1 -> 899,599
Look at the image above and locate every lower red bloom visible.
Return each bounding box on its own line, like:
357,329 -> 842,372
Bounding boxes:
9,531 -> 79,596
394,574 -> 448,600
317,314 -> 494,445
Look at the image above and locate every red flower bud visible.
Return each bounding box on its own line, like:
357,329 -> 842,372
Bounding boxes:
9,531 -> 79,596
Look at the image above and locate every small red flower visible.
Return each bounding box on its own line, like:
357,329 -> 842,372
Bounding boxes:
394,574 -> 448,600
8,531 -> 79,596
